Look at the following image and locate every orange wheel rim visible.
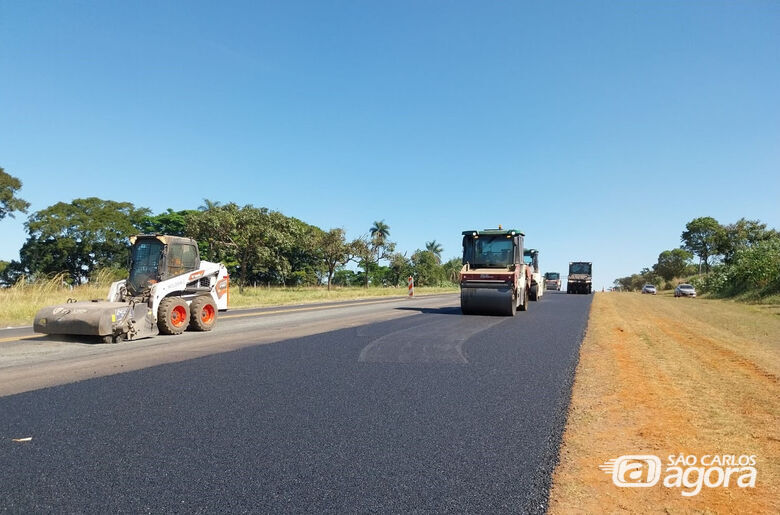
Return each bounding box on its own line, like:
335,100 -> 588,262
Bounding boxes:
171,305 -> 187,327
201,304 -> 215,324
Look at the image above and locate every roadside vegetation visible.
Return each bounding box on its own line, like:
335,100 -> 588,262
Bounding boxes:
550,292 -> 779,514
0,272 -> 457,328
0,172 -> 463,327
614,216 -> 779,303
0,168 -> 463,300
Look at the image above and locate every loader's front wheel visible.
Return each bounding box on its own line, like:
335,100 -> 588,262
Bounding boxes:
189,296 -> 218,331
158,297 -> 190,335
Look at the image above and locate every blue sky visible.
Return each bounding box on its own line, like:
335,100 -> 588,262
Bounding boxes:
1,1 -> 778,289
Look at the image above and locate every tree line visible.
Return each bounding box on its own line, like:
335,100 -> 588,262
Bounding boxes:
0,176 -> 462,291
614,216 -> 779,298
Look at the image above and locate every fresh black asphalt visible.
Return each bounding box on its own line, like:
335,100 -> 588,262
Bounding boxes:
0,292 -> 592,513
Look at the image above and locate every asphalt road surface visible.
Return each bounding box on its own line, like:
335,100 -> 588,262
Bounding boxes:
0,292 -> 592,513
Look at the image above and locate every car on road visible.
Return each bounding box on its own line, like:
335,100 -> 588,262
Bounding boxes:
641,284 -> 657,295
674,284 -> 697,298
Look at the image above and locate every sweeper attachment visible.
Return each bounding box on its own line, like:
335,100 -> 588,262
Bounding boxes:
34,235 -> 229,342
459,227 -> 531,316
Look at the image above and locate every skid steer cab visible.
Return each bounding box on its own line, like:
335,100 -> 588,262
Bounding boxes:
34,235 -> 229,343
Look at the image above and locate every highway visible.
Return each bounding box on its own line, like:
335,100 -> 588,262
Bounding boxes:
0,291 -> 592,513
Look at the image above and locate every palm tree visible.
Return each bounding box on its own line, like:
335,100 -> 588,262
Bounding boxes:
370,220 -> 390,244
425,240 -> 443,264
199,198 -> 221,211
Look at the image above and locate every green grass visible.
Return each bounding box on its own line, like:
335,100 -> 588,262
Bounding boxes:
0,278 -> 458,328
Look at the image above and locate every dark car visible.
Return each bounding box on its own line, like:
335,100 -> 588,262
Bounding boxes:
674,284 -> 697,298
641,284 -> 657,295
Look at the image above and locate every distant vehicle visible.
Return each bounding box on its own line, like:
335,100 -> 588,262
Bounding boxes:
641,284 -> 657,295
523,248 -> 544,301
544,272 -> 561,291
674,284 -> 697,298
567,261 -> 592,294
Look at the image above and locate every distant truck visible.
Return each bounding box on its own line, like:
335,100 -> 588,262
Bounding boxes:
523,248 -> 544,301
567,262 -> 592,294
544,272 -> 561,291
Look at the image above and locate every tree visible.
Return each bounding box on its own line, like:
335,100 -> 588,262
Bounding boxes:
369,220 -> 390,244
138,209 -> 197,236
681,216 -> 723,273
198,198 -> 222,211
441,257 -> 462,283
387,252 -> 412,287
16,197 -> 149,283
318,228 -> 355,290
654,249 -> 693,282
188,204 -> 273,292
354,232 -> 396,288
717,218 -> 778,265
425,240 -> 443,264
0,167 -> 30,221
411,249 -> 443,286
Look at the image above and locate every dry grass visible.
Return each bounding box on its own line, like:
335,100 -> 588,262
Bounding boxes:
0,273 -> 114,328
549,292 -> 779,514
0,278 -> 457,328
228,285 -> 457,308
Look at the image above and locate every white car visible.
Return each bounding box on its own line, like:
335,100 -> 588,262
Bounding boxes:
674,284 -> 697,298
641,284 -> 657,295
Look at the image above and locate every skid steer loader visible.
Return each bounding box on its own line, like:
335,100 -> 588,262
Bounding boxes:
33,235 -> 229,343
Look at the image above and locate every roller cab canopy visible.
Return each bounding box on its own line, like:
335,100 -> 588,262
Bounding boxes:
523,248 -> 539,269
461,228 -> 525,269
127,235 -> 201,294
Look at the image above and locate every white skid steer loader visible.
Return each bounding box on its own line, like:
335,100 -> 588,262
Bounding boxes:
34,235 -> 229,343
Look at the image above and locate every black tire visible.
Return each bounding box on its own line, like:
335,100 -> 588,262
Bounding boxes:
189,296 -> 218,331
100,335 -> 114,344
158,297 -> 190,335
113,333 -> 126,344
507,292 -> 517,316
530,284 -> 538,301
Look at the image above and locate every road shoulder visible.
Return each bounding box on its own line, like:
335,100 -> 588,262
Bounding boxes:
549,293 -> 779,513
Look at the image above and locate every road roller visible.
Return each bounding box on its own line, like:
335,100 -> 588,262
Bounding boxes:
459,226 -> 532,316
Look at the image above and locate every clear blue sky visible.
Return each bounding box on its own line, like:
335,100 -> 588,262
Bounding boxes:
1,1 -> 779,289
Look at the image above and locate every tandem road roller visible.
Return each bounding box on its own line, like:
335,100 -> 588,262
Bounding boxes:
459,227 -> 532,316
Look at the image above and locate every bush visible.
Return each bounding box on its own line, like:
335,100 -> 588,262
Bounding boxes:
693,238 -> 780,297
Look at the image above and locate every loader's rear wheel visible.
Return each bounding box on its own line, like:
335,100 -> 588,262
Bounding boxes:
158,297 -> 190,335
189,296 -> 218,331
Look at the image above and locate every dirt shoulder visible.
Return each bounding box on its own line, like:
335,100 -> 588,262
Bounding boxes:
549,293 -> 779,514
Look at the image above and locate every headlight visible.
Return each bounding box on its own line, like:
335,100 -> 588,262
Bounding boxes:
114,306 -> 131,323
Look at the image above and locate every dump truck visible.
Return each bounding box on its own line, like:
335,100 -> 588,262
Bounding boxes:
34,235 -> 229,343
544,272 -> 561,291
567,262 -> 592,294
523,248 -> 544,301
459,227 -> 531,315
